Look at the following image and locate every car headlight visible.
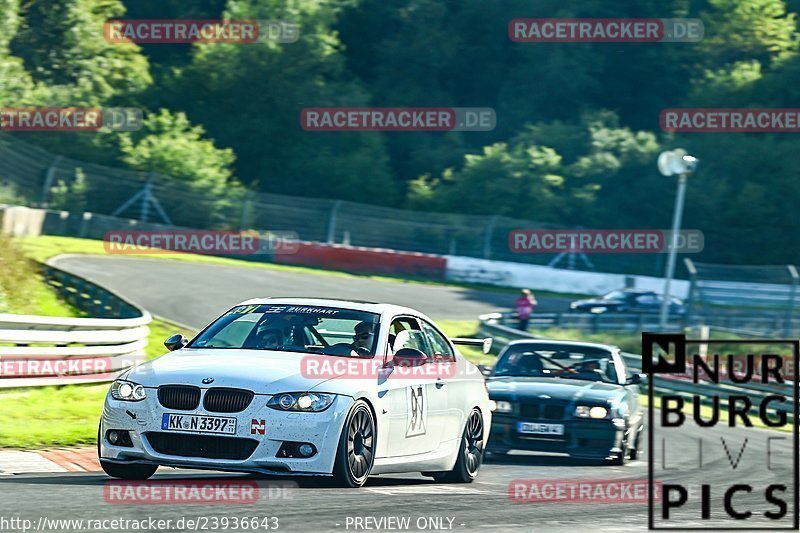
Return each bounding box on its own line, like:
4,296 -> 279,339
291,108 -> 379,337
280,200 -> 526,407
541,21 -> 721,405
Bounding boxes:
575,405 -> 609,419
491,400 -> 513,413
267,392 -> 335,412
110,380 -> 146,402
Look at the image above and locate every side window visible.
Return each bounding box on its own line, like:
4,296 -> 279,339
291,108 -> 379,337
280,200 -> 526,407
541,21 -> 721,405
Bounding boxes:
389,317 -> 429,356
635,294 -> 659,305
421,321 -> 455,363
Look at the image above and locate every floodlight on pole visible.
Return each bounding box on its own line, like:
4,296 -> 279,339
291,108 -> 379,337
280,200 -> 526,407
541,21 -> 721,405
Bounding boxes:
657,149 -> 698,330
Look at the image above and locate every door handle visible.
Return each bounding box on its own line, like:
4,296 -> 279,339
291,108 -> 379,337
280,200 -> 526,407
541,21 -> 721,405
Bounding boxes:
436,379 -> 446,389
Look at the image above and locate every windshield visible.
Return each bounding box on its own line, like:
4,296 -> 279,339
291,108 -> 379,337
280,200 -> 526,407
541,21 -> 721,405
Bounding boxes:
493,344 -> 618,384
189,304 -> 380,357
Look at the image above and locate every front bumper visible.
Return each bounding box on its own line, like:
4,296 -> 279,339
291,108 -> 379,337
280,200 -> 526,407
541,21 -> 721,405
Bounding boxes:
99,390 -> 353,475
487,414 -> 626,459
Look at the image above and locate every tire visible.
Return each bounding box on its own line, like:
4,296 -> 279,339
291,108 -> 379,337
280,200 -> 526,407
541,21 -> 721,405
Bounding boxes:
100,460 -> 158,480
432,409 -> 484,483
331,400 -> 375,488
609,424 -> 631,466
628,424 -> 643,461
609,451 -> 627,466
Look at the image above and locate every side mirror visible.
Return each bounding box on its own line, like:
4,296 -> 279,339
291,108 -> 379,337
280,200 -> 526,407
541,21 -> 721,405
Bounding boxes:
393,348 -> 427,367
627,373 -> 646,385
164,333 -> 188,352
477,364 -> 493,377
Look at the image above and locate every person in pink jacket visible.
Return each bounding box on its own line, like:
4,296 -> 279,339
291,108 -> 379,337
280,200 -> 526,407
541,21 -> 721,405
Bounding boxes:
514,289 -> 537,331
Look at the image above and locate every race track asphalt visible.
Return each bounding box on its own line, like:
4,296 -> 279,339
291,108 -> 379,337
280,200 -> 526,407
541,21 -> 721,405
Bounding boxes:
49,255 -> 571,327
0,255 -> 792,532
2,420 -> 793,532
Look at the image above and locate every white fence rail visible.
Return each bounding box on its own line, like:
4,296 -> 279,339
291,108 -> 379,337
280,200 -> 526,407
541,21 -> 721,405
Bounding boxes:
0,263 -> 151,388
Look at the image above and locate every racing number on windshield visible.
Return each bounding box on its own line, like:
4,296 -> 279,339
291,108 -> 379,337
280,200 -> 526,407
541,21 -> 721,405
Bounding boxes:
406,385 -> 427,437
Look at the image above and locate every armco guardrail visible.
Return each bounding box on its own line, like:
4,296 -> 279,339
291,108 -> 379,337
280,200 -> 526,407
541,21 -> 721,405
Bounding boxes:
508,310 -> 799,338
0,261 -> 150,388
477,312 -> 796,420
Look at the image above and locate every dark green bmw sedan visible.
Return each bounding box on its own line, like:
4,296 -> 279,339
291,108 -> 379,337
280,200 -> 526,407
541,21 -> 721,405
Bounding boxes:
485,340 -> 645,465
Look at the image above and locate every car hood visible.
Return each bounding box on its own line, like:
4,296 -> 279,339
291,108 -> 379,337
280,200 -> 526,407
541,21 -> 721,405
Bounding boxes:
124,348 -> 350,394
487,376 -> 622,403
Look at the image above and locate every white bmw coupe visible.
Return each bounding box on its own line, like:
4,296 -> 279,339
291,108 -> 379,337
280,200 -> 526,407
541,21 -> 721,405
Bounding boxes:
99,298 -> 492,487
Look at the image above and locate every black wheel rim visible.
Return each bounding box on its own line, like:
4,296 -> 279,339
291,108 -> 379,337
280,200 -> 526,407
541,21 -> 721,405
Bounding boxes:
464,410 -> 484,476
346,408 -> 374,482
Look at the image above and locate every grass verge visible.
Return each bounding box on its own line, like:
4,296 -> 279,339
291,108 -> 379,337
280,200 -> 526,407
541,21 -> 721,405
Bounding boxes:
437,319 -> 497,366
529,327 -> 642,354
0,384 -> 109,448
0,318 -> 195,448
0,233 -> 84,317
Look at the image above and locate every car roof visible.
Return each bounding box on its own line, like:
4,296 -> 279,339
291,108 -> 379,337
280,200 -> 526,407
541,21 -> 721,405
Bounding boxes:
505,338 -> 619,352
232,297 -> 428,319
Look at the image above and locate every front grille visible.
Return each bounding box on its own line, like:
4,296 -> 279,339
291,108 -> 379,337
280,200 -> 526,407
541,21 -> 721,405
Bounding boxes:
520,402 -> 566,420
543,404 -> 565,420
203,388 -> 254,413
158,385 -> 201,410
146,432 -> 259,460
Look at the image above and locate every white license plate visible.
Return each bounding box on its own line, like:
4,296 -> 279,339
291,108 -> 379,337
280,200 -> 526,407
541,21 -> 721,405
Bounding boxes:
161,413 -> 237,435
518,422 -> 564,435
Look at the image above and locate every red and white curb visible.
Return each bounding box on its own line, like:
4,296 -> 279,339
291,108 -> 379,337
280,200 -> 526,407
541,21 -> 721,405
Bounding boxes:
0,447 -> 100,475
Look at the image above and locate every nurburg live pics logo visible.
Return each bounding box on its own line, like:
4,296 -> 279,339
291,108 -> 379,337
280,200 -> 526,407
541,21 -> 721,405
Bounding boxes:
643,332 -> 799,530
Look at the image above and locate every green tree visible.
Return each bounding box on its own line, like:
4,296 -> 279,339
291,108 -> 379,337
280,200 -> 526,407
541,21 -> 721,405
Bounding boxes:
10,0 -> 152,106
116,109 -> 243,227
170,0 -> 395,203
0,0 -> 41,106
698,0 -> 798,69
410,112 -> 661,226
49,167 -> 88,213
118,109 -> 236,191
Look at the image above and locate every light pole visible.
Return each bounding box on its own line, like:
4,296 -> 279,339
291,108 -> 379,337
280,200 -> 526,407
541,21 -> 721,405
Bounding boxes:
657,149 -> 698,330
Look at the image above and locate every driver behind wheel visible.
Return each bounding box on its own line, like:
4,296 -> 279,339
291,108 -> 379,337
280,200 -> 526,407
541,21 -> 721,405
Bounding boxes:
516,353 -> 543,375
258,328 -> 283,349
574,359 -> 606,381
327,321 -> 376,357
350,321 -> 375,356
245,325 -> 284,350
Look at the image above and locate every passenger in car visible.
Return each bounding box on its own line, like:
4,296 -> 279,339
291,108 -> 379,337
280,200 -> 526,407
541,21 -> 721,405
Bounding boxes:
328,321 -> 376,357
